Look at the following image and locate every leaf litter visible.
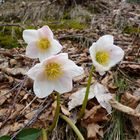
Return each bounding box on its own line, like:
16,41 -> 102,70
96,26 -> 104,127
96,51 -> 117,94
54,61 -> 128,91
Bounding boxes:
0,2 -> 140,139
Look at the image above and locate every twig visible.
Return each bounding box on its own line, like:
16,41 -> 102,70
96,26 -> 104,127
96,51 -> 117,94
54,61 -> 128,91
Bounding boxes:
20,96 -> 37,114
13,76 -> 28,106
1,60 -> 36,128
13,61 -> 35,107
0,82 -> 20,98
109,99 -> 140,117
120,61 -> 140,65
0,76 -> 28,129
10,98 -> 53,140
0,23 -> 25,29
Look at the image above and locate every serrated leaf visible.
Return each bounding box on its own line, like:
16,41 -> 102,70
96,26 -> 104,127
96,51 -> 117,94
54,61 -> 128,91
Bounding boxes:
16,128 -> 41,140
0,135 -> 11,140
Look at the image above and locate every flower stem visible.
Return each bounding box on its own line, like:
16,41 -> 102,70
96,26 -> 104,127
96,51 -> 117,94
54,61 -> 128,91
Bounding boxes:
60,114 -> 85,140
42,128 -> 47,140
48,92 -> 60,132
78,65 -> 94,119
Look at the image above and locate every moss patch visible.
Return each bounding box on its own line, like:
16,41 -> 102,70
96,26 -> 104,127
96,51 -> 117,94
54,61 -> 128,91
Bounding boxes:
123,26 -> 140,34
0,26 -> 23,49
0,34 -> 19,49
47,19 -> 88,30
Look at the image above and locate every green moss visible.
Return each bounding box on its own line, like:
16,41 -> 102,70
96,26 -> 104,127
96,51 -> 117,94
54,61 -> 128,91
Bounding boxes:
0,20 -> 87,49
0,26 -> 22,49
123,26 -> 140,34
26,26 -> 36,29
0,34 -> 19,49
47,19 -> 88,30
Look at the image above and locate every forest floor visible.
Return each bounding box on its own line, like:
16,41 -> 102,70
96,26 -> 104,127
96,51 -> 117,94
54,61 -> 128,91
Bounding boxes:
0,0 -> 140,140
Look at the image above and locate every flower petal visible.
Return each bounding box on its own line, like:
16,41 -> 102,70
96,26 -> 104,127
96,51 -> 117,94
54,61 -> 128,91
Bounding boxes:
34,75 -> 54,98
38,25 -> 54,40
68,85 -> 95,111
23,29 -> 39,44
41,53 -> 68,66
93,83 -> 112,114
62,60 -> 84,78
55,53 -> 68,60
96,35 -> 114,50
54,73 -> 73,94
89,42 -> 97,61
50,39 -> 63,54
108,45 -> 124,67
38,52 -> 51,62
25,42 -> 39,58
26,63 -> 44,80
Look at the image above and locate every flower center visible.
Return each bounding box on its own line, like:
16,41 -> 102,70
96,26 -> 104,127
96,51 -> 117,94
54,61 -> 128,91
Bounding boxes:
44,62 -> 63,80
96,51 -> 109,65
37,38 -> 50,51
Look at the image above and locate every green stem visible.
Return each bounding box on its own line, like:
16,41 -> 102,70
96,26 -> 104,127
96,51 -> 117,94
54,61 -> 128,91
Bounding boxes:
60,114 -> 85,140
48,92 -> 60,132
78,65 -> 94,119
42,128 -> 47,140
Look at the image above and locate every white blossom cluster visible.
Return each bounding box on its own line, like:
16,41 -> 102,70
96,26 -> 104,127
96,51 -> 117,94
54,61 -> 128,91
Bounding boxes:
23,25 -> 124,113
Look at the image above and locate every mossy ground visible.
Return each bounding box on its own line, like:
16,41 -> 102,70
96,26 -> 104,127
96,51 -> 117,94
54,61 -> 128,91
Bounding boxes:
0,19 -> 88,49
123,26 -> 140,35
0,26 -> 23,49
46,19 -> 88,30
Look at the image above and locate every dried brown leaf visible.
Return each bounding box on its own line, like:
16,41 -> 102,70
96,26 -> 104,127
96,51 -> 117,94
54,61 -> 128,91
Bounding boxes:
1,67 -> 27,76
121,92 -> 139,109
0,125 -> 10,136
10,122 -> 23,132
86,123 -> 103,139
83,105 -> 108,125
0,108 -> 9,119
0,96 -> 7,105
9,104 -> 24,119
25,110 -> 37,120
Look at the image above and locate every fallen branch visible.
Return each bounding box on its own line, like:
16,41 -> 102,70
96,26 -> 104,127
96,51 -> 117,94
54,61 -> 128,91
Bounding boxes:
109,99 -> 140,117
0,23 -> 25,29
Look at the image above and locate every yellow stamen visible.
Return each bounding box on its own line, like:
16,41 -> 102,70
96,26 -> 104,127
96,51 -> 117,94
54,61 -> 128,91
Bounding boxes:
37,38 -> 50,51
44,62 -> 63,80
96,51 -> 109,65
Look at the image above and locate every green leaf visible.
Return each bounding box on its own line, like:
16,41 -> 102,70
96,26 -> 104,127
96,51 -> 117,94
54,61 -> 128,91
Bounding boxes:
0,135 -> 11,140
16,128 -> 41,140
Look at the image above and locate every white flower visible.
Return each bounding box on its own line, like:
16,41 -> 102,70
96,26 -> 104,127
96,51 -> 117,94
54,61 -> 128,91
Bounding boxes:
89,35 -> 124,75
68,82 -> 112,114
23,25 -> 62,61
27,53 -> 84,98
